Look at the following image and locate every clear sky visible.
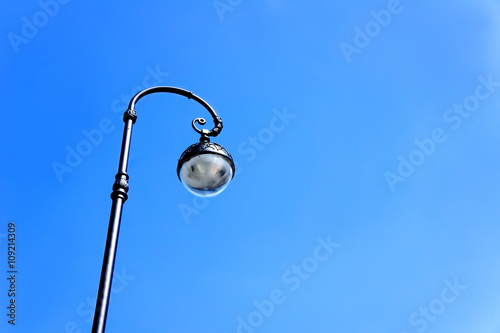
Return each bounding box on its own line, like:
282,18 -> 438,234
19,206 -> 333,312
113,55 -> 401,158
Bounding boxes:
2,0 -> 500,332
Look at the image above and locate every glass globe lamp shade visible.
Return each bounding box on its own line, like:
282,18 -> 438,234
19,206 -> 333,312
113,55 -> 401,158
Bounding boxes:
177,142 -> 235,197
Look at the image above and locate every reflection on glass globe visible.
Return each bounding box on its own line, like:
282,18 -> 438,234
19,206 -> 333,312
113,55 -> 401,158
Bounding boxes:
179,153 -> 233,197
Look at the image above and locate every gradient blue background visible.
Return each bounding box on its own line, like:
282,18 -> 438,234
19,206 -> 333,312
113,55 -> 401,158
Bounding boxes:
2,0 -> 500,332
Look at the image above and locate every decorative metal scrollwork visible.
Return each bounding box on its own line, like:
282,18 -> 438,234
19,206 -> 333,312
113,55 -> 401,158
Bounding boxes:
126,86 -> 224,139
192,116 -> 223,138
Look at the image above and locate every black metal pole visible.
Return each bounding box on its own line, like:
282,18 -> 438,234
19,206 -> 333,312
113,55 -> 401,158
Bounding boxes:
90,87 -> 224,333
91,113 -> 136,333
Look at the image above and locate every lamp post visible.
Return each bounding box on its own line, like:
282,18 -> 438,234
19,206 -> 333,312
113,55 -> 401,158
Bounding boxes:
91,86 -> 235,333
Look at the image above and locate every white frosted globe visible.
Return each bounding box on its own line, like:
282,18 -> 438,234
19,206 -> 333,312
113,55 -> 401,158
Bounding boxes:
179,153 -> 233,197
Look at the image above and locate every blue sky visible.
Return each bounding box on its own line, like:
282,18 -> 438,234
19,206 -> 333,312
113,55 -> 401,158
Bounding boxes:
3,0 -> 500,332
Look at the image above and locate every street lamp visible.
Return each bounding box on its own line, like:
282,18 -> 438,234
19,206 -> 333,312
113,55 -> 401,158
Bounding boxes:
91,86 -> 235,333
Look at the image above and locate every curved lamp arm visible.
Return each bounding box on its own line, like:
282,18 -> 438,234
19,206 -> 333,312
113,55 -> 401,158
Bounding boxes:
126,86 -> 223,138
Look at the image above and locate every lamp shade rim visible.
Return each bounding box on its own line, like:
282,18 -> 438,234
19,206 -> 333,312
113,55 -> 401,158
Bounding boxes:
177,141 -> 235,180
